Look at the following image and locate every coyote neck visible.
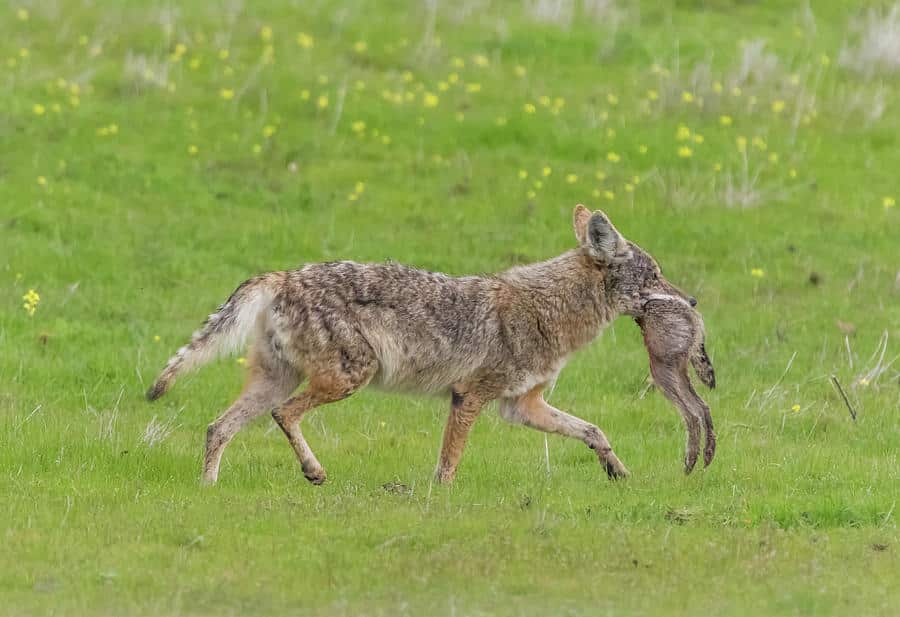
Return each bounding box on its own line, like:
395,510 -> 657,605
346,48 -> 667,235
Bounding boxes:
499,250 -> 616,356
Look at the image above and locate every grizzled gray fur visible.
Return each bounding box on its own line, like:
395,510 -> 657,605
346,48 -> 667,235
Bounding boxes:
148,205 -> 716,486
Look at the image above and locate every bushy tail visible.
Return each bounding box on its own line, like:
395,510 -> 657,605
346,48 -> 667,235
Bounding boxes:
146,273 -> 280,401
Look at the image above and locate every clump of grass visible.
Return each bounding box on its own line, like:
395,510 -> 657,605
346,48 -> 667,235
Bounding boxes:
839,3 -> 900,77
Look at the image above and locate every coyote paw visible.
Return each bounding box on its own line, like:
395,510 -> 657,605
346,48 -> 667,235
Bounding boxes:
603,457 -> 630,480
303,466 -> 327,485
434,466 -> 456,485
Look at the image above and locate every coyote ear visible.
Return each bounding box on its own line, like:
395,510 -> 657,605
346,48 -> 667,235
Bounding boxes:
573,204 -> 592,245
587,211 -> 626,262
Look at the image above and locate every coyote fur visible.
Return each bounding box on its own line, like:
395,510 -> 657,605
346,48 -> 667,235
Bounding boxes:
148,205 -> 716,485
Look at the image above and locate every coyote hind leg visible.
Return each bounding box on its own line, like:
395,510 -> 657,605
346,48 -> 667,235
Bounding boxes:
203,355 -> 300,485
271,354 -> 377,485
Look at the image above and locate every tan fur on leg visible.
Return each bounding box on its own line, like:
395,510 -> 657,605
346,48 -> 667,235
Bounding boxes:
500,385 -> 630,479
435,390 -> 486,484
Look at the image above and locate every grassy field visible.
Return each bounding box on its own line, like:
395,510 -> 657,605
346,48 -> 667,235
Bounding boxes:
2,1 -> 899,615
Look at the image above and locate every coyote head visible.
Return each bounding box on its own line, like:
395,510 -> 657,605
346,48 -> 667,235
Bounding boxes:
573,204 -> 698,317
573,204 -> 716,472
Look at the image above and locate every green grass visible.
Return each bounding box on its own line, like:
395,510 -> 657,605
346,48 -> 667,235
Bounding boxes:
2,1 -> 899,615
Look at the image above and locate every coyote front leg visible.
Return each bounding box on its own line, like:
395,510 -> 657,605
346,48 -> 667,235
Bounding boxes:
435,390 -> 486,484
500,385 -> 630,479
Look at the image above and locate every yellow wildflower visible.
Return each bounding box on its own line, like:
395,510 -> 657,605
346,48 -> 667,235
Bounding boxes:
736,136 -> 747,152
260,26 -> 273,41
883,196 -> 896,209
263,125 -> 276,138
750,268 -> 764,278
681,91 -> 695,103
712,81 -> 723,94
678,146 -> 693,158
353,41 -> 367,54
719,115 -> 733,126
473,54 -> 489,67
220,88 -> 234,100
565,174 -> 578,184
771,100 -> 785,114
676,125 -> 691,141
606,152 -> 621,163
523,103 -> 536,114
218,49 -> 229,60
33,103 -> 46,116
17,8 -> 29,20
351,121 -> 366,134
36,176 -> 47,186
23,289 -> 40,316
646,89 -> 658,101
542,167 -> 552,177
465,83 -> 481,93
317,94 -> 329,109
187,144 -> 198,155
791,404 -> 801,413
296,32 -> 314,48
423,92 -> 439,108
606,93 -> 619,105
514,65 -> 526,77
604,190 -> 615,201
638,145 -> 648,155
518,170 -> 528,180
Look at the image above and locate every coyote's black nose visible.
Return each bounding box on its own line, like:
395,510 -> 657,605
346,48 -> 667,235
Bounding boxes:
688,296 -> 697,307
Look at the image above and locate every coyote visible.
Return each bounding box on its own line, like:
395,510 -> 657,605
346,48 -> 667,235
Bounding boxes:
148,205 -> 716,485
